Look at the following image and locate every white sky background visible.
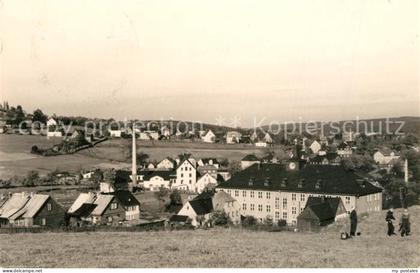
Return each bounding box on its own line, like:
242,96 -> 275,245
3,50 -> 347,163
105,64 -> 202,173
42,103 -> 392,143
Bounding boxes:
0,0 -> 418,125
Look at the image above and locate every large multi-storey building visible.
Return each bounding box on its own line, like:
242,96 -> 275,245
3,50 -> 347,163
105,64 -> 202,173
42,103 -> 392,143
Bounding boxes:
216,158 -> 382,225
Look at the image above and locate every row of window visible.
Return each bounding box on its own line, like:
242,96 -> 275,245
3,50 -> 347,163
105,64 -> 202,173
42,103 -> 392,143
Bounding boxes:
242,203 -> 299,216
179,167 -> 193,171
232,190 -> 306,202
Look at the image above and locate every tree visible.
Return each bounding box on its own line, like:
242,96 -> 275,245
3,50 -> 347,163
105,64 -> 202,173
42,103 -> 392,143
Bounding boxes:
15,105 -> 25,126
33,109 -> 47,124
90,169 -> 103,185
242,215 -> 257,226
154,187 -> 169,211
210,210 -> 229,226
228,160 -> 241,175
23,170 -> 40,187
169,190 -> 182,206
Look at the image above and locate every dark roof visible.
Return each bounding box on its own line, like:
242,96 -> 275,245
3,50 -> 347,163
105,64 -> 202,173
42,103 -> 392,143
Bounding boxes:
305,196 -> 341,214
169,214 -> 189,222
138,170 -> 176,180
111,191 -> 140,207
310,153 -> 340,163
217,163 -> 382,196
337,142 -> 350,149
242,154 -> 260,161
189,198 -> 213,215
308,203 -> 335,222
68,203 -> 97,217
193,190 -> 215,201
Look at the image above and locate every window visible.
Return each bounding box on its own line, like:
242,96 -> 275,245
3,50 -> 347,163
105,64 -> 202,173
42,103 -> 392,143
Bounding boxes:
250,204 -> 255,211
266,205 -> 271,212
275,211 -> 280,220
235,190 -> 239,197
227,189 -> 231,195
300,194 -> 305,202
292,207 -> 297,215
282,212 -> 287,220
41,218 -> 46,226
242,191 -> 247,197
282,198 -> 287,209
266,192 -> 271,199
243,203 -> 247,210
258,204 -> 263,211
258,192 -> 263,199
250,191 -> 255,198
111,203 -> 118,210
345,196 -> 351,205
189,173 -> 192,177
189,180 -> 192,184
181,173 -> 184,178
47,203 -> 52,211
300,207 -> 304,213
292,194 -> 296,201
275,197 -> 280,209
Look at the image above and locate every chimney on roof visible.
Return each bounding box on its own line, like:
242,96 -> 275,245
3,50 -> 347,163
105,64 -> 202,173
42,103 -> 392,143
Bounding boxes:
248,176 -> 255,186
264,177 -> 271,187
281,178 -> 288,188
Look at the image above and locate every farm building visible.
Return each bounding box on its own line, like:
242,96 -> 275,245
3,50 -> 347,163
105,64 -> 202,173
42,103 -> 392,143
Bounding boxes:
67,191 -> 140,226
177,190 -> 240,227
0,193 -> 65,228
241,154 -> 260,170
225,131 -> 242,144
297,196 -> 347,232
138,169 -> 176,191
156,157 -> 176,169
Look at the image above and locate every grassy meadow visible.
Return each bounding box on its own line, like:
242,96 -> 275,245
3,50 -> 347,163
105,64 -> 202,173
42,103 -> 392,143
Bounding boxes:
0,207 -> 418,268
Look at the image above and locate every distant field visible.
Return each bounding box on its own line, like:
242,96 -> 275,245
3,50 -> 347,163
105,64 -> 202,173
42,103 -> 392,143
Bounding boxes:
80,138 -> 287,162
0,207 -> 418,268
0,135 -> 129,179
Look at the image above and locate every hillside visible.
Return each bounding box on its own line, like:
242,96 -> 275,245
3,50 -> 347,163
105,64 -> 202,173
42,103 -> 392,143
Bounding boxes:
259,116 -> 420,136
0,207 -> 418,267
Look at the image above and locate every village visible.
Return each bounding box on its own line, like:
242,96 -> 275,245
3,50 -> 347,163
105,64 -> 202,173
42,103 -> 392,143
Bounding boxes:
0,102 -> 419,235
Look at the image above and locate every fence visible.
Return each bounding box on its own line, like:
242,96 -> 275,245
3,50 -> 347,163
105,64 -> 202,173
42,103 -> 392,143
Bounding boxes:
0,220 -> 166,234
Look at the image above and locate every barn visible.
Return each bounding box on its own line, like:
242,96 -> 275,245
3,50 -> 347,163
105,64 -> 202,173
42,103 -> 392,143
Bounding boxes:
297,196 -> 347,232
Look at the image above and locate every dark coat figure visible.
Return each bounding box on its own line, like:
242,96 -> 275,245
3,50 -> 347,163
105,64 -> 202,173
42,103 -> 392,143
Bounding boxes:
349,209 -> 358,236
399,210 -> 410,237
386,209 -> 396,236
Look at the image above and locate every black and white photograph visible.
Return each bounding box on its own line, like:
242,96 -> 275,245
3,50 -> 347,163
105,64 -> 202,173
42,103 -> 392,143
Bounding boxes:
0,0 -> 418,271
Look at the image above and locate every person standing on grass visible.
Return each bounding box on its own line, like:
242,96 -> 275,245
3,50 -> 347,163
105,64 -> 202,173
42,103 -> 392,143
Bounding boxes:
386,208 -> 396,236
399,209 -> 410,237
349,207 -> 358,237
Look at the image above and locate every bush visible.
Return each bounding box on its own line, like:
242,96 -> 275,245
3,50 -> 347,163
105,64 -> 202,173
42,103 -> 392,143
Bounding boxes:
210,210 -> 229,226
242,215 -> 258,227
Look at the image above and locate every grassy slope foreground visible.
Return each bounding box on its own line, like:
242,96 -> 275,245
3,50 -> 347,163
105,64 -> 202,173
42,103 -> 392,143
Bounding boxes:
0,207 -> 419,268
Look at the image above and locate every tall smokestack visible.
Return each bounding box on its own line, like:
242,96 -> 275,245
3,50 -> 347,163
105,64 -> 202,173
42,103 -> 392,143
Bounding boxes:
404,159 -> 408,184
132,125 -> 137,186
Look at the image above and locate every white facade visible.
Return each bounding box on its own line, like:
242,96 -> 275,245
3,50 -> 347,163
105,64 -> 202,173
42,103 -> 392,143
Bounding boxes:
156,158 -> 175,169
373,151 -> 400,165
255,141 -> 267,147
201,130 -> 216,143
109,129 -> 122,138
143,175 -> 172,191
47,131 -> 63,137
310,141 -> 322,154
46,118 -> 58,127
173,160 -> 197,191
195,173 -> 218,193
216,188 -> 382,225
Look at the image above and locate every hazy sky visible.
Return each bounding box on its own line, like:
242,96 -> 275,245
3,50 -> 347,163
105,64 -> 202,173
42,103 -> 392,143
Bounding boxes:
0,0 -> 418,126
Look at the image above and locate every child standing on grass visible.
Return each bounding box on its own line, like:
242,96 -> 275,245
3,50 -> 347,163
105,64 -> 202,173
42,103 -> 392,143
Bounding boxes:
386,208 -> 396,236
399,209 -> 411,237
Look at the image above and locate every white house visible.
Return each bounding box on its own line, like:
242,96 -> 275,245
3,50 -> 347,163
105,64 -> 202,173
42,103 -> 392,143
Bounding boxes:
109,129 -> 122,138
138,170 -> 175,191
373,149 -> 400,165
46,118 -> 58,127
177,191 -> 241,227
226,131 -> 242,144
156,157 -> 176,169
264,133 -> 273,144
309,140 -> 322,154
195,173 -> 218,193
201,130 -> 216,143
173,159 -> 197,191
